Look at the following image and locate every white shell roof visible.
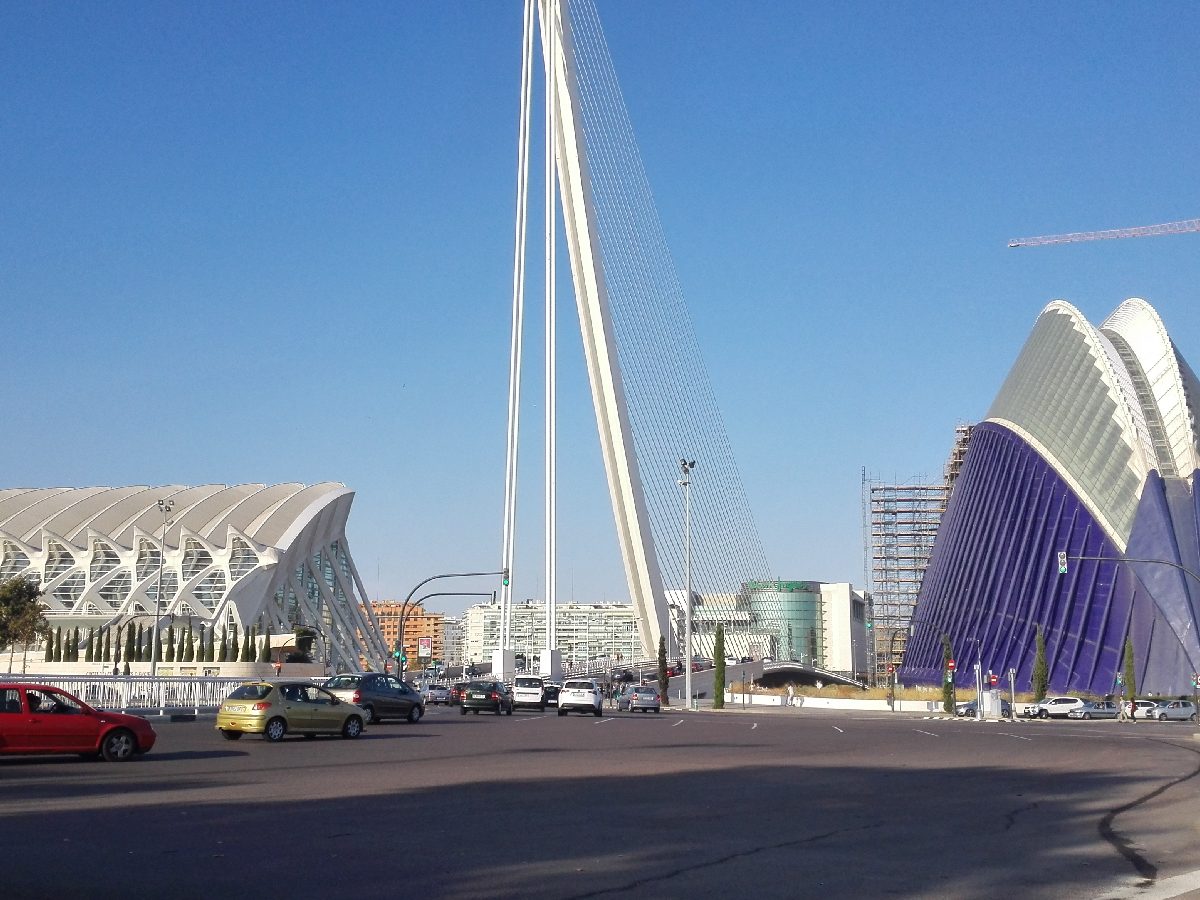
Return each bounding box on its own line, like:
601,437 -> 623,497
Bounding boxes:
986,299 -> 1200,548
0,483 -> 352,551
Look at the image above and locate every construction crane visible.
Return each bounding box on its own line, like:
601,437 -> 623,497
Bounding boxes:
1008,217 -> 1200,248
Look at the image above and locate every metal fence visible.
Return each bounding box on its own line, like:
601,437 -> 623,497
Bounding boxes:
0,674 -> 255,713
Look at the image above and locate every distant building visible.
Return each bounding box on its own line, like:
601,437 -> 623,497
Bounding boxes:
442,616 -> 463,668
461,600 -> 641,669
372,601 -> 445,671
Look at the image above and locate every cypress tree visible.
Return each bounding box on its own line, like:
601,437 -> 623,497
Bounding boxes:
136,624 -> 144,662
53,627 -> 62,662
231,624 -> 241,662
125,623 -> 136,664
166,627 -> 176,662
1123,635 -> 1137,702
74,627 -> 82,662
218,625 -> 228,662
184,623 -> 195,662
208,627 -> 216,662
941,634 -> 955,713
244,626 -> 254,662
46,626 -> 55,662
1032,624 -> 1049,701
154,629 -> 162,664
86,627 -> 95,662
713,624 -> 726,709
259,628 -> 271,663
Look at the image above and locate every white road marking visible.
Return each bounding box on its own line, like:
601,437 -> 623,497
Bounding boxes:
594,717 -> 615,725
913,729 -> 940,737
997,732 -> 1032,741
672,719 -> 684,727
1096,867 -> 1200,899
751,723 -> 757,730
832,726 -> 844,733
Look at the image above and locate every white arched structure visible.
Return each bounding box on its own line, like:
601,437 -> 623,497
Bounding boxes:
0,483 -> 386,672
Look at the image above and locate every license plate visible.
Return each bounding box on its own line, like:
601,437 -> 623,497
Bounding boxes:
226,705 -> 246,712
469,692 -> 484,699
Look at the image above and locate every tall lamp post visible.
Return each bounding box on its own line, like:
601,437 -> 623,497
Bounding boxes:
394,591 -> 494,678
679,458 -> 696,709
150,498 -> 174,678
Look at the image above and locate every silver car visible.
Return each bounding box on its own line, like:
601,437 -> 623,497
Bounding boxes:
424,684 -> 451,705
1067,700 -> 1120,719
617,684 -> 661,713
1151,699 -> 1197,722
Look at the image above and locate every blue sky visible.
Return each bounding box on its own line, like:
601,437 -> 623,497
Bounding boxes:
4,3 -> 1200,616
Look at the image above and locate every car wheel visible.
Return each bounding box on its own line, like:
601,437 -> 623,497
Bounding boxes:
264,717 -> 287,742
363,705 -> 379,725
557,708 -> 567,717
219,730 -> 243,741
342,716 -> 363,739
408,705 -> 423,723
101,729 -> 136,762
1159,712 -> 1167,721
460,706 -> 468,716
1082,712 -> 1091,720
654,707 -> 661,713
473,709 -> 479,715
1039,710 -> 1049,719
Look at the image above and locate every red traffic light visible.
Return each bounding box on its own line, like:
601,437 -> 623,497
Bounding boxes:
947,659 -> 956,670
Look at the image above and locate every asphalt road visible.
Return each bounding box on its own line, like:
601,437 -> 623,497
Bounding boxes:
3,704 -> 1199,900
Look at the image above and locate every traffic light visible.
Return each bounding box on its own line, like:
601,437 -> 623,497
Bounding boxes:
1192,673 -> 1199,688
1057,550 -> 1068,574
866,621 -> 873,630
502,568 -> 510,587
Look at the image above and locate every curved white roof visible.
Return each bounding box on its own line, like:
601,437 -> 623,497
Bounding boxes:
987,299 -> 1200,548
0,483 -> 350,551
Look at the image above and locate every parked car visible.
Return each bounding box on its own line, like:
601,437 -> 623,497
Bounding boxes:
460,680 -> 513,716
955,698 -> 1013,718
1067,700 -> 1121,719
1125,699 -> 1158,718
0,683 -> 157,762
617,684 -> 661,713
1151,699 -> 1198,722
216,681 -> 366,742
424,684 -> 451,706
513,676 -> 546,710
450,682 -> 468,705
557,679 -> 604,717
1025,696 -> 1084,719
323,672 -> 425,724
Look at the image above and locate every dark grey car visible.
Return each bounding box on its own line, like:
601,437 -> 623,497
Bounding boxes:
323,673 -> 425,724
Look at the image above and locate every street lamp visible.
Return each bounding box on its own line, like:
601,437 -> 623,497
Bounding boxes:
150,498 -> 174,678
679,458 -> 696,709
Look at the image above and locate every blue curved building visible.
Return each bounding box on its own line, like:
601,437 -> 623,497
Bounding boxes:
905,299 -> 1200,696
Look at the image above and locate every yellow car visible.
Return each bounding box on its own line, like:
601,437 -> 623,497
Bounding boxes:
216,680 -> 367,742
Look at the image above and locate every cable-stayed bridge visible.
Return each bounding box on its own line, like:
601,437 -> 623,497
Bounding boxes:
497,0 -> 787,676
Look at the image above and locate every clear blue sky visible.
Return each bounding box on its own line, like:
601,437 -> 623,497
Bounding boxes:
4,3 -> 1200,617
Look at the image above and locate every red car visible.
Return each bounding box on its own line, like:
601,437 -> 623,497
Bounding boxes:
0,683 -> 157,762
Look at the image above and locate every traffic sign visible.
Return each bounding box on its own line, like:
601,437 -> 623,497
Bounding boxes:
947,659 -> 956,671
989,673 -> 998,686
887,664 -> 895,674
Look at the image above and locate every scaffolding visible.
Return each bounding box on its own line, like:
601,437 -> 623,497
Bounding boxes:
863,424 -> 973,683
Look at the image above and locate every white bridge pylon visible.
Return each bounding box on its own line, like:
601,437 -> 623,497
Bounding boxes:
498,0 -> 668,673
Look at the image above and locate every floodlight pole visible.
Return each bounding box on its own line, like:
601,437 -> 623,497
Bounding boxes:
679,459 -> 696,709
150,498 -> 174,678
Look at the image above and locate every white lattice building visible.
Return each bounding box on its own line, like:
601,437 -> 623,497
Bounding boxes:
0,484 -> 386,671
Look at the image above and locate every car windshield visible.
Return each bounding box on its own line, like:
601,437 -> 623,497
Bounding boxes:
634,687 -> 655,694
564,681 -> 592,690
324,676 -> 360,689
228,684 -> 272,700
516,678 -> 542,688
467,681 -> 494,691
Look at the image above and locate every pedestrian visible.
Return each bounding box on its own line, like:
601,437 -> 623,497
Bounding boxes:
787,684 -> 795,708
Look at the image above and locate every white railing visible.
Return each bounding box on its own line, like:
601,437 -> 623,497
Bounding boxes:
0,674 -> 250,713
